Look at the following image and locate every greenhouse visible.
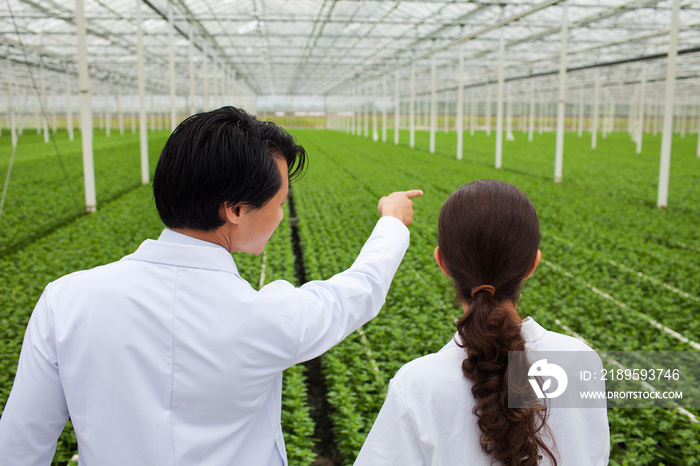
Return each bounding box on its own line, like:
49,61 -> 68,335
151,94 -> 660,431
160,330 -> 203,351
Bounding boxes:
0,0 -> 699,465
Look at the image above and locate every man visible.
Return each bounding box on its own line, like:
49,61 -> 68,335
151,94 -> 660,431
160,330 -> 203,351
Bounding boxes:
0,106 -> 422,465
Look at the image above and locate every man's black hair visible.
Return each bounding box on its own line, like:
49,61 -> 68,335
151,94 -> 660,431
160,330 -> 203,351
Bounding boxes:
153,106 -> 307,231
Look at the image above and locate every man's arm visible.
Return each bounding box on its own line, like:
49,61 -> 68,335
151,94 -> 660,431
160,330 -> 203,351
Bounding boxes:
288,190 -> 422,364
0,288 -> 70,464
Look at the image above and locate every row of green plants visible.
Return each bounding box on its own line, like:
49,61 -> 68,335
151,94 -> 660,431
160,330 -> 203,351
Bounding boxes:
0,130 -> 170,255
290,128 -> 699,464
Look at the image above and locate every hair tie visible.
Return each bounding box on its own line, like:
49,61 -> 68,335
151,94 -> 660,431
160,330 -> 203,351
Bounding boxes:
471,285 -> 496,298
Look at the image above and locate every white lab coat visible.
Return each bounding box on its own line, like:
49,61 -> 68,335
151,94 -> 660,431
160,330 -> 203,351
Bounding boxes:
355,318 -> 610,466
0,216 -> 410,466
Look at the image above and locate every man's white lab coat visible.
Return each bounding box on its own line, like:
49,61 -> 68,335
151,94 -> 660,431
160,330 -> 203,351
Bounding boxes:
0,216 -> 409,465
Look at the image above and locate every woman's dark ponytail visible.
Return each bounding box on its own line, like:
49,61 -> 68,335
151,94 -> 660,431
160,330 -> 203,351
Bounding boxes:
438,180 -> 557,466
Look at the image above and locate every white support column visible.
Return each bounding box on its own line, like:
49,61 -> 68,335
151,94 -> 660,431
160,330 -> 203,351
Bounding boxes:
601,91 -> 608,140
17,96 -> 25,135
486,86 -> 492,136
537,92 -> 547,134
554,4 -> 568,184
495,29 -> 505,169
609,100 -> 616,134
658,0 -> 680,208
118,89 -> 124,135
636,69 -> 647,154
410,63 -> 415,148
470,90 -> 476,136
76,0 -> 96,212
444,94 -> 449,133
40,62 -> 49,143
342,94 -> 347,133
352,87 -> 357,136
528,88 -> 535,142
65,70 -> 73,141
429,58 -> 437,153
680,104 -> 686,138
51,104 -> 57,134
696,110 -> 700,157
105,94 -> 111,137
363,86 -> 369,138
188,28 -> 195,114
218,61 -> 225,106
150,94 -> 156,131
591,73 -> 600,149
136,0 -> 150,184
372,80 -> 378,141
131,96 -> 136,134
629,91 -> 637,138
456,49 -> 464,160
358,87 -> 363,137
382,75 -> 387,143
653,98 -> 660,136
506,85 -> 514,141
228,68 -> 234,106
168,0 -> 177,132
157,96 -> 163,130
6,59 -> 17,148
394,72 -> 400,145
644,100 -> 653,133
203,44 -> 209,110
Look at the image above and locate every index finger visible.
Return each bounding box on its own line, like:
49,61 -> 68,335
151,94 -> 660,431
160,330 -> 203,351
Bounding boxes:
404,189 -> 424,199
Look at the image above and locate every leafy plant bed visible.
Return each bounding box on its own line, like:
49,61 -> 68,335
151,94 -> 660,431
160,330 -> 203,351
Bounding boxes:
291,128 -> 699,465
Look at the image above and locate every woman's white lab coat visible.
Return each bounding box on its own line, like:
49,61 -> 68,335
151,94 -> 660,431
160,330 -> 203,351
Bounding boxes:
355,318 -> 610,466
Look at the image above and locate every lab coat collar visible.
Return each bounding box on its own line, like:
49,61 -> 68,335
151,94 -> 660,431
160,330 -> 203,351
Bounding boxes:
157,228 -> 227,250
124,237 -> 241,276
519,317 -> 547,343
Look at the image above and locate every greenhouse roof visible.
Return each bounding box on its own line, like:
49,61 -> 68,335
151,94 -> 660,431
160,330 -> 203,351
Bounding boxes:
1,0 -> 699,102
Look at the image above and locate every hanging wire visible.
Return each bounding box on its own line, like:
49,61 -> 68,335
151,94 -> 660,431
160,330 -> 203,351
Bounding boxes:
2,0 -> 83,220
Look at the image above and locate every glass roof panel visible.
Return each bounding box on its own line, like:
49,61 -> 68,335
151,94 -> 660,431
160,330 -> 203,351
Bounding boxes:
0,0 -> 697,104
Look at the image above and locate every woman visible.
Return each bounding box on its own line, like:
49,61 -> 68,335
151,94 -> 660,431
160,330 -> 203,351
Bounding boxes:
355,180 -> 609,466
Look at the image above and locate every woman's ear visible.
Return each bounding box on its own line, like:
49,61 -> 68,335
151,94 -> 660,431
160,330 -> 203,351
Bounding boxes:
434,246 -> 451,277
524,249 -> 541,279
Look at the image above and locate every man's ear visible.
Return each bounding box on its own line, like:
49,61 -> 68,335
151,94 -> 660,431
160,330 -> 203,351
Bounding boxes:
220,202 -> 244,225
524,249 -> 541,279
434,246 -> 451,277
